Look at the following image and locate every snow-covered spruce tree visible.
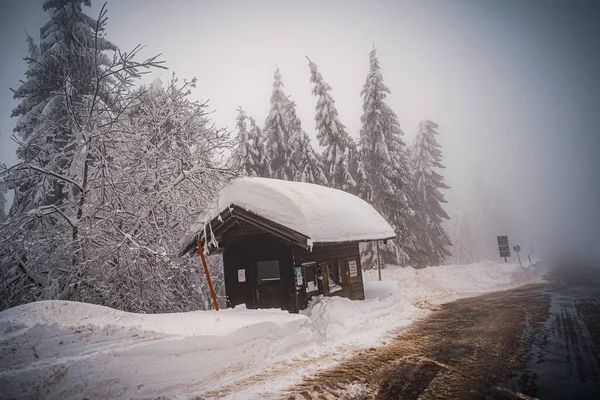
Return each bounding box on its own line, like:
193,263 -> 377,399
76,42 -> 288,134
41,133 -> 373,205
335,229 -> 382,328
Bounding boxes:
284,98 -> 327,185
264,68 -> 293,180
232,108 -> 273,178
0,2 -> 165,311
292,130 -> 328,185
307,57 -> 356,190
411,120 -> 452,267
231,107 -> 260,177
248,117 -> 274,178
347,139 -> 369,198
9,0 -> 117,217
359,48 -> 418,266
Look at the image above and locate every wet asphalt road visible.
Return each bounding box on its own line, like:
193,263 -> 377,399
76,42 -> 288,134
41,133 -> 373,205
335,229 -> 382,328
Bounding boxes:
504,263 -> 600,399
287,263 -> 600,399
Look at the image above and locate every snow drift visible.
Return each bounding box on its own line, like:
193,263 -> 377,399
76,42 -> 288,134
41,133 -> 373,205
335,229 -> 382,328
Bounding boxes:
0,261 -> 540,399
0,303 -> 311,399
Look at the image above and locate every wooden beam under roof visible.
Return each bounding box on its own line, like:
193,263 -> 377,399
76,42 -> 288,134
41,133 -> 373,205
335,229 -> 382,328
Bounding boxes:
180,205 -> 310,255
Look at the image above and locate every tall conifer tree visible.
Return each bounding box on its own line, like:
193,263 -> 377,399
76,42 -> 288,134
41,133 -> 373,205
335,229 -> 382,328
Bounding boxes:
264,68 -> 293,180
359,48 -> 417,265
307,57 -> 355,190
248,117 -> 273,178
411,120 -> 452,267
232,107 -> 259,177
233,108 -> 273,178
10,0 -> 117,216
284,97 -> 326,184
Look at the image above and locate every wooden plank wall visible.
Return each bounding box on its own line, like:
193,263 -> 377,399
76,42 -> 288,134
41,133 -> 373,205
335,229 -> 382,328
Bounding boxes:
221,228 -> 366,313
294,242 -> 365,303
223,233 -> 297,312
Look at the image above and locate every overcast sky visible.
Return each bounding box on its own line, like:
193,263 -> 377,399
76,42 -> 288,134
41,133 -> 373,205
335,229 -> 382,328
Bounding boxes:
1,0 -> 599,262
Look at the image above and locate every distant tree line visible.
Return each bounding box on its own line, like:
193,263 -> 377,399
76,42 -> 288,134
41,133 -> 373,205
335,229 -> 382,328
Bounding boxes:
0,0 -> 452,313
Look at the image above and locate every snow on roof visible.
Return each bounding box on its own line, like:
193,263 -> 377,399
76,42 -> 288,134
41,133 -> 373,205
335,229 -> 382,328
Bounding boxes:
197,177 -> 396,244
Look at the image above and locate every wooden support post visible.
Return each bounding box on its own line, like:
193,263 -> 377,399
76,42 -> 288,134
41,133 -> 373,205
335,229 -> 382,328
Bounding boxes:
196,239 -> 219,311
376,241 -> 382,281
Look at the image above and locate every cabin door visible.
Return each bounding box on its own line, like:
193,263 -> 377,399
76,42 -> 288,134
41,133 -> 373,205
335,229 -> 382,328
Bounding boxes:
256,260 -> 281,309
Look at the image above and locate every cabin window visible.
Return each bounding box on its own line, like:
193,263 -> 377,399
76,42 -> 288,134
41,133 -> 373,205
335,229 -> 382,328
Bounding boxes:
257,260 -> 280,282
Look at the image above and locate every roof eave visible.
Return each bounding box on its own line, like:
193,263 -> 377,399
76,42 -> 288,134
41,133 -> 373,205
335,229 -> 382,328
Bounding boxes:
179,204 -> 312,256
310,234 -> 397,246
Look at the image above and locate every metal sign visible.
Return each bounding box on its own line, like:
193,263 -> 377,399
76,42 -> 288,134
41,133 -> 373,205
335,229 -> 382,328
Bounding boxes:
497,235 -> 511,258
513,244 -> 523,267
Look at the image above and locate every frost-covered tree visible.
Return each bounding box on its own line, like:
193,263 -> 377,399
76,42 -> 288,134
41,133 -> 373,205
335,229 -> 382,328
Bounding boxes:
307,57 -> 355,190
264,68 -> 293,180
263,67 -> 323,183
359,48 -> 417,266
248,117 -> 273,178
69,75 -> 235,312
0,3 -> 166,311
232,107 -> 261,177
347,139 -> 369,198
232,108 -> 272,178
284,97 -> 327,184
292,130 -> 328,185
0,185 -> 6,222
411,120 -> 452,267
9,0 -> 117,216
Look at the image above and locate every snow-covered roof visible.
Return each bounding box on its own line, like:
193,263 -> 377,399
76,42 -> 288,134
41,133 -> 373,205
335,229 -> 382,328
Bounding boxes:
189,177 -> 395,248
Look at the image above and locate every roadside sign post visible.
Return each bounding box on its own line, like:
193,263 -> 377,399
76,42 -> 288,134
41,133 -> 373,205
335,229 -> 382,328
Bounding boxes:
497,235 -> 511,263
513,245 -> 522,268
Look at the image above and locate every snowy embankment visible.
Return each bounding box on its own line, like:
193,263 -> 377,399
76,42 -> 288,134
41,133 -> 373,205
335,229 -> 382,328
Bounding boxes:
0,261 -> 540,399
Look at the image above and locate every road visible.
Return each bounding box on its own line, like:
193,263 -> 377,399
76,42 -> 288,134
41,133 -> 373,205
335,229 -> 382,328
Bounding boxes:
508,263 -> 600,399
286,263 -> 600,399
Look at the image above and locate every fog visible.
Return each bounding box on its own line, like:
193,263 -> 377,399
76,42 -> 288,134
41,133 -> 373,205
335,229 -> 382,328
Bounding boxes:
0,0 -> 598,265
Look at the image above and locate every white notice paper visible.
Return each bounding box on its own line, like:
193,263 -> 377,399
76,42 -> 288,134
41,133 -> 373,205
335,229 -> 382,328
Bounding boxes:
348,260 -> 358,277
238,269 -> 246,282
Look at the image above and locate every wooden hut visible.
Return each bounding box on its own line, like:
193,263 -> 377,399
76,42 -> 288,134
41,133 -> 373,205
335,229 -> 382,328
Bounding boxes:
180,177 -> 396,313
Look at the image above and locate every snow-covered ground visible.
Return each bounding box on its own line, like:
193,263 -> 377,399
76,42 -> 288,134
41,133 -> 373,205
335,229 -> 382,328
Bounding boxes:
0,261 -> 541,399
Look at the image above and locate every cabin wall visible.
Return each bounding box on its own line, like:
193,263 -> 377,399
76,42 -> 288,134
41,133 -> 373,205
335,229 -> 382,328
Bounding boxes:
293,242 -> 365,307
222,234 -> 298,312
219,225 -> 367,313
223,248 -> 255,309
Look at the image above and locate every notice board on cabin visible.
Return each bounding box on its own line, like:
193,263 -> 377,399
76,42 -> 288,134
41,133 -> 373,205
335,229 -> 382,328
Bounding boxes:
237,269 -> 246,282
348,260 -> 358,277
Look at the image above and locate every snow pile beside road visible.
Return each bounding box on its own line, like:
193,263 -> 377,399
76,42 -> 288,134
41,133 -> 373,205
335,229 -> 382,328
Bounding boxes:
301,261 -> 540,351
362,261 -> 539,305
0,301 -> 312,399
303,286 -> 422,346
